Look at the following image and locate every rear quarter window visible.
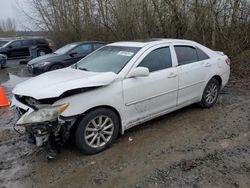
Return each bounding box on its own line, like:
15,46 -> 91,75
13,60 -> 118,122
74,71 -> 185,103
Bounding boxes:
35,39 -> 48,45
197,48 -> 210,60
174,46 -> 198,65
21,40 -> 34,46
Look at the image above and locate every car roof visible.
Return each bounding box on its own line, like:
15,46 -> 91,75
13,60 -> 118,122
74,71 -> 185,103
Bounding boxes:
1,37 -> 45,40
67,41 -> 108,46
109,38 -> 198,48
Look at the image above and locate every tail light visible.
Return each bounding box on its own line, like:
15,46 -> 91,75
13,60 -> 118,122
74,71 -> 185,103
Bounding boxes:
225,58 -> 230,66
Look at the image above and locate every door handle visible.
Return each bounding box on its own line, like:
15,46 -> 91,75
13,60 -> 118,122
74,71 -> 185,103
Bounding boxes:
168,72 -> 177,78
205,62 -> 212,67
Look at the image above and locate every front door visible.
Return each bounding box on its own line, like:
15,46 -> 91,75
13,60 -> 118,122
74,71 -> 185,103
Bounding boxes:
123,45 -> 178,125
8,41 -> 24,58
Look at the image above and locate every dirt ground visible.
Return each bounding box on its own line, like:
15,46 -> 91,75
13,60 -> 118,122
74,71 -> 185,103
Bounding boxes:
0,59 -> 249,188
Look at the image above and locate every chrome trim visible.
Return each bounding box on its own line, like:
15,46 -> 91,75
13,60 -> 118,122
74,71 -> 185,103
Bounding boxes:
125,88 -> 178,106
178,81 -> 204,90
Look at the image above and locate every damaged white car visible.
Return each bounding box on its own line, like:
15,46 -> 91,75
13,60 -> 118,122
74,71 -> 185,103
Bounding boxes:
12,39 -> 230,159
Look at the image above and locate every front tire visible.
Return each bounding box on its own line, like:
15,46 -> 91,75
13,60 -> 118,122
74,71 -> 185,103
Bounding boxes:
75,108 -> 119,155
49,64 -> 64,71
199,78 -> 220,108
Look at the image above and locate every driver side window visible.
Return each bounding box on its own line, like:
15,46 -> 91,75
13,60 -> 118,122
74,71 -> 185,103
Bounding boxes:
138,47 -> 172,72
71,44 -> 92,54
10,41 -> 22,48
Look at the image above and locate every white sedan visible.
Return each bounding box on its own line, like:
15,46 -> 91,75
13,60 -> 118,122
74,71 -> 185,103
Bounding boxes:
12,39 -> 230,159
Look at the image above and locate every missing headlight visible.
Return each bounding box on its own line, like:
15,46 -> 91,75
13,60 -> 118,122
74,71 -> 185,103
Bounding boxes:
25,97 -> 40,107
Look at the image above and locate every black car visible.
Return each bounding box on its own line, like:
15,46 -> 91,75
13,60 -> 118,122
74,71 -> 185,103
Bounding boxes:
27,41 -> 107,75
0,38 -> 52,59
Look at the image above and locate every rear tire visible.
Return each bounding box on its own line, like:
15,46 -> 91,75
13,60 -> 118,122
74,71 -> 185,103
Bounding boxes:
199,78 -> 220,108
75,108 -> 119,155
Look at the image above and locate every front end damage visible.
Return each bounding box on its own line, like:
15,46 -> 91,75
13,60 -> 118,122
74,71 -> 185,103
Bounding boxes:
12,95 -> 77,160
11,68 -> 117,159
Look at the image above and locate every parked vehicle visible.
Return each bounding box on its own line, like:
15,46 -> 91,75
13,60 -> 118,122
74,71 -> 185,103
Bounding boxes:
0,39 -> 10,47
0,54 -> 7,68
0,38 -> 52,59
12,39 -> 230,159
27,41 -> 107,75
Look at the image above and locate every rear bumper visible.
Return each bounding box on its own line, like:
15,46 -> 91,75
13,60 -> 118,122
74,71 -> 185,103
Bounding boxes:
221,69 -> 230,88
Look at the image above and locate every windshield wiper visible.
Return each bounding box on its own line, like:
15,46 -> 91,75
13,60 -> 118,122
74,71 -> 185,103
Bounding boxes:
78,67 -> 88,71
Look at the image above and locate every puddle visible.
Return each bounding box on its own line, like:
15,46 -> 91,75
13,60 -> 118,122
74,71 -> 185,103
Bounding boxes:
2,74 -> 30,89
1,74 -> 30,99
0,60 -> 31,97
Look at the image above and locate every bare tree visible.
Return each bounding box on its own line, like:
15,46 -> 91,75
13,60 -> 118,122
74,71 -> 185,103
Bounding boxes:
23,0 -> 250,55
0,18 -> 16,37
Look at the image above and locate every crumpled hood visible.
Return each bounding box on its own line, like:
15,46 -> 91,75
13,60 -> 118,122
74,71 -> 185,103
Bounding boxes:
13,68 -> 117,99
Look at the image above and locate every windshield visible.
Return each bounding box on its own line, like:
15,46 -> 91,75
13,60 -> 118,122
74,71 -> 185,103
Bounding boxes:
54,43 -> 78,55
0,40 -> 9,47
74,46 -> 141,74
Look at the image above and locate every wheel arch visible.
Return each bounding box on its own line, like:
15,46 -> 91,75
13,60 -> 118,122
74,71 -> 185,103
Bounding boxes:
48,63 -> 65,71
37,47 -> 47,52
0,52 -> 9,59
211,75 -> 222,89
75,105 -> 123,135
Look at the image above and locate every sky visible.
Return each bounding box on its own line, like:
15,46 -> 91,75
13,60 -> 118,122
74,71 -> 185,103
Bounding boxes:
0,0 -> 33,30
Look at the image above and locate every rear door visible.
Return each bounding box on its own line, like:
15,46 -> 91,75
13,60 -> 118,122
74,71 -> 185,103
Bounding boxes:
123,44 -> 178,125
174,45 -> 210,105
21,40 -> 34,56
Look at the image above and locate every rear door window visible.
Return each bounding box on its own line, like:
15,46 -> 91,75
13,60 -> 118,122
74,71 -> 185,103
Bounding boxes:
196,48 -> 209,60
22,40 -> 34,46
138,47 -> 172,72
174,46 -> 198,65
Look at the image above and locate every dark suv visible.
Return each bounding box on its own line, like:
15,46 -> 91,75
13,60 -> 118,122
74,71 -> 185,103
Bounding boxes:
0,38 -> 52,59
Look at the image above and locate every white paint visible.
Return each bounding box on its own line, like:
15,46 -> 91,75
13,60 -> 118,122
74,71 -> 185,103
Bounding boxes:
12,68 -> 117,99
12,39 -> 230,134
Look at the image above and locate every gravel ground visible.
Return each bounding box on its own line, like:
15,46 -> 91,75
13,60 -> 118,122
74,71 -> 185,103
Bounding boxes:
0,59 -> 249,188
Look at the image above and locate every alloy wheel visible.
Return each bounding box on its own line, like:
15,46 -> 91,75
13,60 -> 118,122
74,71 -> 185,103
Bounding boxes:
205,83 -> 218,104
84,115 -> 114,148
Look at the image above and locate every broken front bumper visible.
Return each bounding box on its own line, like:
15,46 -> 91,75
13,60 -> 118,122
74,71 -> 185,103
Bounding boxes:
12,96 -> 75,147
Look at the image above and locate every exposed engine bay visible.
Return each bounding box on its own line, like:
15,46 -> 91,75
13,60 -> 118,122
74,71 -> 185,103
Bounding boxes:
13,95 -> 77,160
11,69 -> 117,160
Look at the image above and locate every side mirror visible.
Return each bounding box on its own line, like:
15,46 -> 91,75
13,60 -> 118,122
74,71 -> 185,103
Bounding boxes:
8,45 -> 13,49
69,52 -> 77,57
129,67 -> 149,78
